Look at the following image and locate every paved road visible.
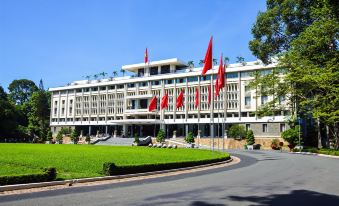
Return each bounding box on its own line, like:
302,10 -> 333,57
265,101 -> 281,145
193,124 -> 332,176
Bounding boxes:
1,150 -> 339,206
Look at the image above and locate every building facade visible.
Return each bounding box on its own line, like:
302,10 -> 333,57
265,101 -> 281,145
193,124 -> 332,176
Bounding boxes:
49,58 -> 290,138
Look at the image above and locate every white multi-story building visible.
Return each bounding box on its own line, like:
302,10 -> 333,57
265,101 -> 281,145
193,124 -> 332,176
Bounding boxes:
49,58 -> 290,138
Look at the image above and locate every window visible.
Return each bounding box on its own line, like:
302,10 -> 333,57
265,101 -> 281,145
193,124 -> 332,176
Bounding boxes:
83,88 -> 90,92
138,68 -> 144,77
161,65 -> 170,74
139,99 -> 148,109
201,75 -> 211,81
117,84 -> 124,89
227,72 -> 238,79
152,81 -> 160,86
246,124 -> 251,131
188,76 -> 198,82
240,71 -> 253,78
91,87 -> 98,92
150,67 -> 158,75
100,86 -> 106,91
262,124 -> 268,133
176,78 -> 185,84
54,108 -> 57,116
76,89 -> 82,93
245,96 -> 251,106
109,85 -> 115,90
279,95 -> 285,104
69,100 -> 73,115
260,69 -> 272,76
165,79 -> 173,84
280,123 -> 286,132
261,96 -> 268,104
139,82 -> 148,87
128,83 -> 135,88
245,85 -> 250,92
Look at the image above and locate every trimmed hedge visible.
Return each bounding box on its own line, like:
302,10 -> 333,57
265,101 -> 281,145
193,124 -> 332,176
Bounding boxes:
293,147 -> 339,156
0,168 -> 56,186
103,156 -> 230,176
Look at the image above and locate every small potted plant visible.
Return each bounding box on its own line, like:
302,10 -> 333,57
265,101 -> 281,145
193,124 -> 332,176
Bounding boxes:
245,130 -> 255,150
271,138 -> 280,150
185,132 -> 195,148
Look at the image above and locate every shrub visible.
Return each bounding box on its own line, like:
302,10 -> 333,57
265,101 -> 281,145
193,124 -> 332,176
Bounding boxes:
47,130 -> 53,142
156,129 -> 165,143
103,156 -> 230,176
271,138 -> 280,150
0,167 -> 56,186
185,132 -> 195,144
246,130 -> 255,145
134,133 -> 139,144
56,131 -> 63,143
70,129 -> 79,143
281,125 -> 301,146
228,125 -> 246,139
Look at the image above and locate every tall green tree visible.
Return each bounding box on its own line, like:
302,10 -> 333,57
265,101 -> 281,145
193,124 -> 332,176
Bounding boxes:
27,90 -> 50,141
249,0 -> 339,148
8,79 -> 38,105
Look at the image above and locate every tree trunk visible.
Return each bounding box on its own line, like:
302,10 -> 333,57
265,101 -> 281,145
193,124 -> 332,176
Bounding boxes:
326,125 -> 330,148
334,123 -> 339,150
317,117 -> 322,148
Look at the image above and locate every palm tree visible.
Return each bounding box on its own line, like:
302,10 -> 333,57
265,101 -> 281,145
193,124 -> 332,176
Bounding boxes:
199,60 -> 204,66
224,56 -> 230,65
120,69 -> 125,77
100,72 -> 108,79
236,56 -> 246,66
187,61 -> 194,68
83,75 -> 91,81
112,70 -> 118,77
213,58 -> 218,65
93,74 -> 99,80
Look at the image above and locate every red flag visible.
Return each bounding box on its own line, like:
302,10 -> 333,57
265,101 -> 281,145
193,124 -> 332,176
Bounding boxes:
218,55 -> 225,90
148,96 -> 157,112
201,37 -> 213,76
215,54 -> 224,97
215,77 -> 220,97
176,90 -> 184,109
195,87 -> 199,108
144,48 -> 148,63
160,93 -> 168,110
208,85 -> 211,105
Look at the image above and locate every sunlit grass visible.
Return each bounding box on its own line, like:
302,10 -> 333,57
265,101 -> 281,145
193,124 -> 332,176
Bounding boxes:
0,143 -> 229,179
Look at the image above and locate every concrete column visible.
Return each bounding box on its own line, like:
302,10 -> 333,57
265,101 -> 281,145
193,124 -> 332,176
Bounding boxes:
123,124 -> 127,137
185,124 -> 189,137
105,125 -> 108,135
89,126 -> 92,136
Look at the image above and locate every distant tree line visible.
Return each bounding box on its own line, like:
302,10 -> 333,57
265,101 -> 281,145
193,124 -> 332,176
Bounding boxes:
0,79 -> 50,142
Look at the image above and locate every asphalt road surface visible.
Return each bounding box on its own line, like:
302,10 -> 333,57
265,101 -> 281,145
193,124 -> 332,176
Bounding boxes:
1,150 -> 339,206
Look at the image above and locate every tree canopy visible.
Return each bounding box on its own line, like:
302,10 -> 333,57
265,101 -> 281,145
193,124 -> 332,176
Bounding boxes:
8,79 -> 38,105
249,0 -> 339,148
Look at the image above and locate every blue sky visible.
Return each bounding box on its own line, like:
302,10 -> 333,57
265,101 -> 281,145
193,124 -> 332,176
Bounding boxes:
0,0 -> 266,90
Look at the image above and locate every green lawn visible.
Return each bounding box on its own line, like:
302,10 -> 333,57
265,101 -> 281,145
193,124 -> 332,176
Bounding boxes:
0,144 -> 229,179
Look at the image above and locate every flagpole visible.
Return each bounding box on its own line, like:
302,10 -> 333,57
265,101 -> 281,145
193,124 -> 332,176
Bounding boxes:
223,64 -> 227,152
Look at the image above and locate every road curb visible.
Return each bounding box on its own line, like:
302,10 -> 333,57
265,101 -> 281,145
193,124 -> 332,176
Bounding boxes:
290,152 -> 339,159
0,158 -> 233,192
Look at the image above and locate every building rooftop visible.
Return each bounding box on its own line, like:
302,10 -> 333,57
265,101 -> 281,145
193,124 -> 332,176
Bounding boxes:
122,58 -> 187,72
49,58 -> 278,91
